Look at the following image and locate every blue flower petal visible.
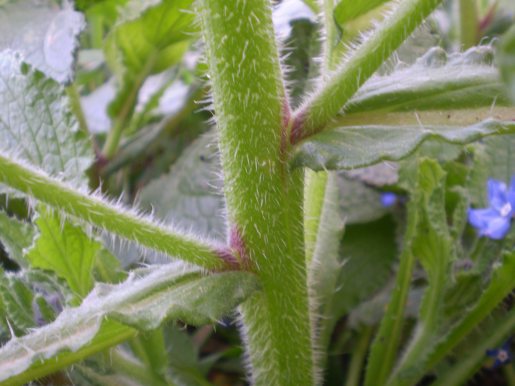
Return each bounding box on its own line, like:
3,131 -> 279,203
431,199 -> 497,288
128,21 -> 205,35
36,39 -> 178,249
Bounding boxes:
482,216 -> 511,239
468,208 -> 499,228
381,192 -> 397,207
487,179 -> 508,212
468,208 -> 511,239
508,176 -> 515,210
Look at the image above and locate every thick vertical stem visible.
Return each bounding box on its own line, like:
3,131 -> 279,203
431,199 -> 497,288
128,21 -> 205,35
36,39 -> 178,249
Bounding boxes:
459,0 -> 478,49
198,1 -> 315,385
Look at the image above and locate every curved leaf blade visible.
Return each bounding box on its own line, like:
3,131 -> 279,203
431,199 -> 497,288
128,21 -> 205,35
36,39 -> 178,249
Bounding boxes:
139,132 -> 226,240
27,208 -> 101,299
292,119 -> 515,171
0,263 -> 259,383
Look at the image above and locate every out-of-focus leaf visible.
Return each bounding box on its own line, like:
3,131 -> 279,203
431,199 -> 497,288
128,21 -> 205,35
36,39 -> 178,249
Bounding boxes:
394,160 -> 454,373
0,263 -> 259,384
164,326 -> 215,386
293,119 -> 515,171
498,24 -> 515,103
0,52 -> 93,190
0,271 -> 35,335
139,133 -> 226,240
392,251 -> 515,385
0,0 -> 84,83
332,215 -> 397,319
0,210 -> 33,265
105,0 -> 196,117
338,174 -> 390,224
26,208 -> 101,299
282,18 -> 318,107
334,0 -> 390,26
297,0 -> 319,14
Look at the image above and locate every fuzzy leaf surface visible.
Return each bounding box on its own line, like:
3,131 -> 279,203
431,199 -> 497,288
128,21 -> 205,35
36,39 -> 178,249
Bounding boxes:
26,208 -> 101,299
0,0 -> 84,83
390,251 -> 515,385
0,272 -> 35,335
332,215 -> 397,319
0,52 -> 93,190
139,133 -> 226,240
392,160 -> 453,376
0,210 -> 33,265
0,263 -> 259,383
293,119 -> 515,170
346,46 -> 509,114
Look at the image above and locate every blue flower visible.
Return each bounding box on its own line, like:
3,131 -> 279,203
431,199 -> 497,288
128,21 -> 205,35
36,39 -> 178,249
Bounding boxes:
468,177 -> 515,239
486,339 -> 512,368
381,192 -> 397,207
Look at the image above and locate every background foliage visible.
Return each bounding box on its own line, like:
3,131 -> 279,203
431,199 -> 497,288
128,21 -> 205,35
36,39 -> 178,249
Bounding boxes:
0,0 -> 514,385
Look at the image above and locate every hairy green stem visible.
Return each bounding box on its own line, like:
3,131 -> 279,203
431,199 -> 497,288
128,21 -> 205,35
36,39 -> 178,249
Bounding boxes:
102,52 -> 158,158
293,0 -> 442,142
364,197 -> 419,386
321,0 -> 338,76
198,1 -> 314,384
0,152 -> 230,270
66,84 -> 90,135
345,327 -> 373,386
459,0 -> 479,49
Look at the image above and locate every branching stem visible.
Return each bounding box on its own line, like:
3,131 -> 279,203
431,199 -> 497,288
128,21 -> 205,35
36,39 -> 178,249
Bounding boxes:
292,0 -> 443,143
0,152 -> 232,270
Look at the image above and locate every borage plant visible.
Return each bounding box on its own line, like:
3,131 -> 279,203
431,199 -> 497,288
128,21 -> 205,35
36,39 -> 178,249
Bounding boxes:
0,0 -> 514,385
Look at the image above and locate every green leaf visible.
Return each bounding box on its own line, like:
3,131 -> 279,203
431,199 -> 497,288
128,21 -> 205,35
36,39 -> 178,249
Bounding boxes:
307,173 -> 345,367
0,51 -> 93,190
105,0 -> 196,117
338,174 -> 390,223
346,46 -> 509,114
0,271 -> 35,335
0,210 -> 33,265
364,159 -> 442,386
498,24 -> 515,103
332,215 -> 397,319
139,132 -> 226,240
334,0 -> 390,25
293,119 -> 515,171
389,250 -> 515,386
282,19 -> 318,107
481,135 -> 515,183
0,0 -> 84,83
26,208 -> 101,299
392,160 -> 454,377
0,263 -> 259,384
300,0 -> 319,13
431,309 -> 515,386
2,320 -> 138,386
